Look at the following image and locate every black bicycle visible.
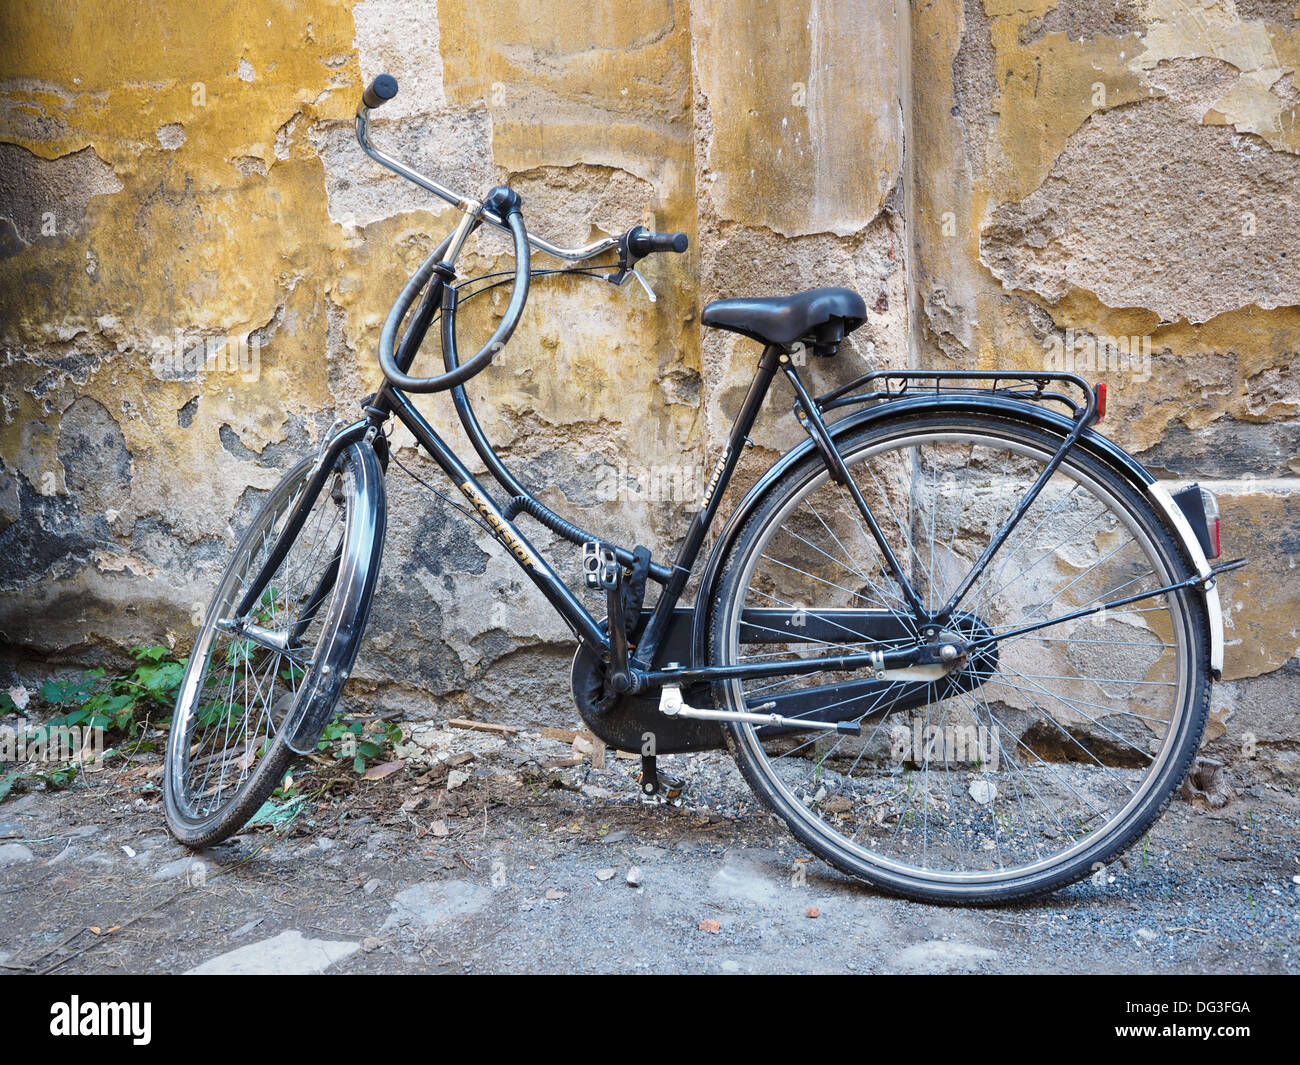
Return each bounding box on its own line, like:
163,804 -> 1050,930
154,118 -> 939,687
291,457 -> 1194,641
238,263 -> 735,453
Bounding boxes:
163,75 -> 1242,903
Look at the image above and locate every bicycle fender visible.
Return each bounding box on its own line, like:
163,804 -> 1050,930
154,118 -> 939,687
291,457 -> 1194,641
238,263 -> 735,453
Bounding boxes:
284,441 -> 388,755
691,394 -> 1225,678
1144,478 -> 1224,676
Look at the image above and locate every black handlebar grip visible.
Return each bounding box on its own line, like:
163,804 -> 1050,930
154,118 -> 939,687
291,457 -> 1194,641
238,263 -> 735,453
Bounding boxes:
629,227 -> 689,256
362,74 -> 399,109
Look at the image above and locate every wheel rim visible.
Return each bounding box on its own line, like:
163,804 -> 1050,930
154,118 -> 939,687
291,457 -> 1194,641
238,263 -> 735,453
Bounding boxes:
721,424 -> 1196,889
168,455 -> 353,824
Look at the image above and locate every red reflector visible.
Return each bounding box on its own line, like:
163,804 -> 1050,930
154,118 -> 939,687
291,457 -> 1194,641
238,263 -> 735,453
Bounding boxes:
1095,382 -> 1107,422
1210,517 -> 1221,559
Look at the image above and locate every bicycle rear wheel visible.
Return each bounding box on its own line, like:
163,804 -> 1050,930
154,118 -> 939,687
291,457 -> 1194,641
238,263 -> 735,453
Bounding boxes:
164,441 -> 385,846
709,412 -> 1210,903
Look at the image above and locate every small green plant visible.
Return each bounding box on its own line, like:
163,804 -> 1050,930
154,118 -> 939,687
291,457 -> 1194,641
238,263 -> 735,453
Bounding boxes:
242,716 -> 403,833
271,768 -> 300,801
36,645 -> 183,736
1,645 -> 185,802
317,716 -> 403,774
0,764 -> 77,803
812,741 -> 828,786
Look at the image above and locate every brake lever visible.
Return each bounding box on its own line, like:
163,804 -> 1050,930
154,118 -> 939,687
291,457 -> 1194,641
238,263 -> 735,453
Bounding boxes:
626,268 -> 657,303
606,226 -> 656,301
605,227 -> 637,287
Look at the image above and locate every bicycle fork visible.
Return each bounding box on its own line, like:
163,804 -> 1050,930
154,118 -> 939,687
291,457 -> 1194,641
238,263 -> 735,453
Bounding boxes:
223,418 -> 375,655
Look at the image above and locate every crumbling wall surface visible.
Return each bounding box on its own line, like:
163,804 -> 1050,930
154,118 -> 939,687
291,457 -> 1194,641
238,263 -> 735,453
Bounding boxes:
1,1 -> 1295,767
689,0 -> 909,501
0,0 -> 687,726
917,0 -> 1300,779
0,1 -> 907,729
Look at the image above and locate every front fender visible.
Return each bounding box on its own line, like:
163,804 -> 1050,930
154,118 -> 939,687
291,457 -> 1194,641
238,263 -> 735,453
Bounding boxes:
691,395 -> 1224,676
284,440 -> 388,754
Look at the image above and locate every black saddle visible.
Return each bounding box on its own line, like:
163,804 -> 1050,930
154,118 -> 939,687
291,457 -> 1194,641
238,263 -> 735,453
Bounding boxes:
701,287 -> 867,356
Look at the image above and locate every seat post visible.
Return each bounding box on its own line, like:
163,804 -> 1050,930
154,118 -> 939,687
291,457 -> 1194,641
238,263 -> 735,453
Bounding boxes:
629,343 -> 785,669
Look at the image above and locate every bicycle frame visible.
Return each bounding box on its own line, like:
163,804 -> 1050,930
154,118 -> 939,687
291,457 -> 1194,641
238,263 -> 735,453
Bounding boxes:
373,331 -> 805,680
231,257 -> 1229,703
227,108 -> 1237,705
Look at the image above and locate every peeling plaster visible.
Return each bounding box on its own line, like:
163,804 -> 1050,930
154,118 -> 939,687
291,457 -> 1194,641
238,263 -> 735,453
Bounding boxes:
0,0 -> 1294,733
981,59 -> 1300,324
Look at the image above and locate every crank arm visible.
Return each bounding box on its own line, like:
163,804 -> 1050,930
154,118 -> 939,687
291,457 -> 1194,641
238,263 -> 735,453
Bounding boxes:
658,685 -> 861,736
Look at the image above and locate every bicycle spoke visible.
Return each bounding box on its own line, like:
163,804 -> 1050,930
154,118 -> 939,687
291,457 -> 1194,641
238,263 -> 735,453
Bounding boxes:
718,417 -> 1199,896
172,453 -> 355,825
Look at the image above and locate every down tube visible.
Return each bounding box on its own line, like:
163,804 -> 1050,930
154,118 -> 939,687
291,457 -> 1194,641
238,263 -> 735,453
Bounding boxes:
387,390 -> 607,649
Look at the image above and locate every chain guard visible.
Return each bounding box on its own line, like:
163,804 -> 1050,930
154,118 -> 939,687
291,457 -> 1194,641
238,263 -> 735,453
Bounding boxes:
569,609 -> 725,755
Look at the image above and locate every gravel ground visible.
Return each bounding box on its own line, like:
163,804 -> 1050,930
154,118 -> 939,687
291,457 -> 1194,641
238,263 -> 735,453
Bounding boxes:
1,725 -> 1297,975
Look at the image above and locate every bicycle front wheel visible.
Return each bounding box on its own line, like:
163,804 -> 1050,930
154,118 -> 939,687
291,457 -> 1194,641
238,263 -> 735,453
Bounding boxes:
709,411 -> 1210,903
164,441 -> 385,847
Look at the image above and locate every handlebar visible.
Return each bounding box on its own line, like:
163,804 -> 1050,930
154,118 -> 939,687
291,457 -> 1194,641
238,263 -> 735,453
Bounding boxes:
628,226 -> 688,257
361,74 -> 686,394
361,73 -> 398,110
357,75 -> 620,263
378,197 -> 531,393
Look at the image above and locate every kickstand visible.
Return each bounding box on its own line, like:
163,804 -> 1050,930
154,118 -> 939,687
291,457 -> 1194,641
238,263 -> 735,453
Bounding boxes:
637,755 -> 684,806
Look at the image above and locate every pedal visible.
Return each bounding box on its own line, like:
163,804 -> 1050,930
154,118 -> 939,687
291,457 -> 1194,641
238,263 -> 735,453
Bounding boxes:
637,755 -> 684,806
582,541 -> 618,590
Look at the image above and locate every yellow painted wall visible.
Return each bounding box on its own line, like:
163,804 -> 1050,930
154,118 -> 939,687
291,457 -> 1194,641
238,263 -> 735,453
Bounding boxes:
0,1 -> 1294,771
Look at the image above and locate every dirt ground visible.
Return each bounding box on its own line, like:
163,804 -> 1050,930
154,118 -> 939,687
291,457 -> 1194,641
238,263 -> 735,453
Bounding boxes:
1,726 -> 1297,975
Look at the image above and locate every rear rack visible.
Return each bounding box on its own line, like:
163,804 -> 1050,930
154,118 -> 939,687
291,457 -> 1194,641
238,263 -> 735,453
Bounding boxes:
816,370 -> 1100,426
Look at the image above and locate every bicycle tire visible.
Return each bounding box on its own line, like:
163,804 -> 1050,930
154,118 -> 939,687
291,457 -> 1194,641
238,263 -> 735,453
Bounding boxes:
709,411 -> 1210,903
163,441 -> 386,847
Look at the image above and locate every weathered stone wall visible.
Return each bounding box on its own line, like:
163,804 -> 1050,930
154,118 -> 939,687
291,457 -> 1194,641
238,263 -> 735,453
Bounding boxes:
910,0 -> 1300,778
1,2 -> 1295,775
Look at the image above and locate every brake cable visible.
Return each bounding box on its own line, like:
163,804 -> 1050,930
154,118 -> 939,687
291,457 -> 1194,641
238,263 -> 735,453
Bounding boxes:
388,447 -> 497,540
452,265 -> 614,306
